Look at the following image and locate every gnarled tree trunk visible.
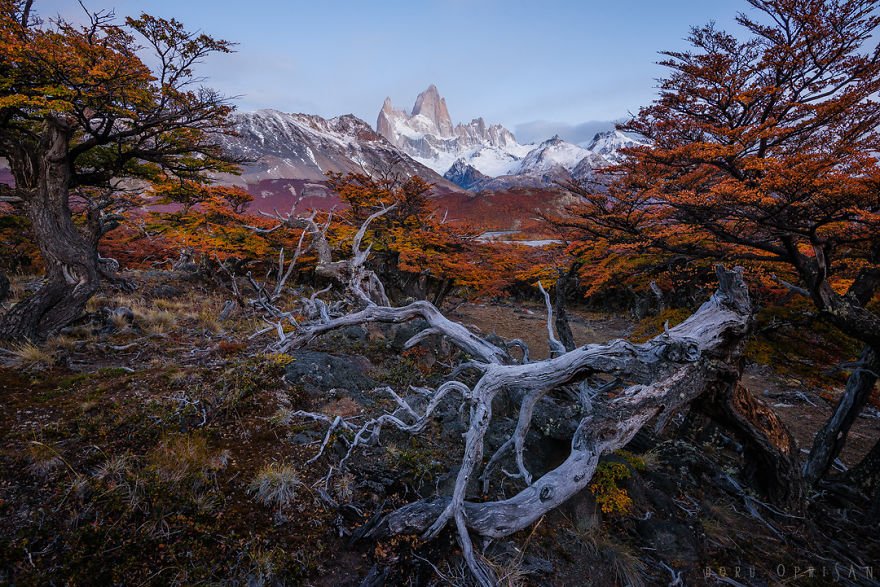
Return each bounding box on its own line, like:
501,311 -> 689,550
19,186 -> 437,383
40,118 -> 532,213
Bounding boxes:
0,118 -> 101,341
686,381 -> 805,509
846,436 -> 880,523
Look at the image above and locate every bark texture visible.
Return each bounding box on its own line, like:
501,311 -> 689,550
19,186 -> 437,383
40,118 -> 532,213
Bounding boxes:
0,119 -> 102,341
688,381 -> 805,509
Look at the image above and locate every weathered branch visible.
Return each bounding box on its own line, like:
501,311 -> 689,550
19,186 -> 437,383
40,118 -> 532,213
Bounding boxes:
294,265 -> 753,585
538,281 -> 567,358
279,300 -> 514,365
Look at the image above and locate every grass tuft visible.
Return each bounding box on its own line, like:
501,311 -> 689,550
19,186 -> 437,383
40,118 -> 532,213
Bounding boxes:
6,342 -> 55,370
248,462 -> 301,509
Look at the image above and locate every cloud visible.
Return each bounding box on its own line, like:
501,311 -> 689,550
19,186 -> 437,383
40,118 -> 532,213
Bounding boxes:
513,119 -> 624,145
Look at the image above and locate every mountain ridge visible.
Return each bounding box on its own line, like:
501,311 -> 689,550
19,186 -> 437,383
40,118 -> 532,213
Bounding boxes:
378,85 -> 645,190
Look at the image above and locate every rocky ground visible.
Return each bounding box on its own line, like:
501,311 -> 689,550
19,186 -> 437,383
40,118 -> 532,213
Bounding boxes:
0,269 -> 878,586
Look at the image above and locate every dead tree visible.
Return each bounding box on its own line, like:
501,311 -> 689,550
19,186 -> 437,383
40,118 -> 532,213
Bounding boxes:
272,262 -> 801,586
251,209 -> 800,584
257,204 -> 395,307
803,346 -> 879,485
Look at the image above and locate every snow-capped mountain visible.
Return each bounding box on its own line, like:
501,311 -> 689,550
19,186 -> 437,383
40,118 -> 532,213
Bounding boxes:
377,85 -> 530,178
516,135 -> 591,175
378,85 -> 643,191
221,109 -> 452,185
206,89 -> 647,210
215,109 -> 460,210
582,130 -> 648,164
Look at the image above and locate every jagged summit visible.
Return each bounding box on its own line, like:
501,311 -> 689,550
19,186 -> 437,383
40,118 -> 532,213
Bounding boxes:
375,86 -> 641,191
411,84 -> 454,137
376,84 -> 523,176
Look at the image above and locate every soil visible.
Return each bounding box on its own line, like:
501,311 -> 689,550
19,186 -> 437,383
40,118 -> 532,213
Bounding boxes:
449,300 -> 634,360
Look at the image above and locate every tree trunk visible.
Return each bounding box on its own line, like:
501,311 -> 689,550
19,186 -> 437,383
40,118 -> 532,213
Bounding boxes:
0,273 -> 9,304
0,118 -> 101,341
843,437 -> 880,524
554,270 -> 576,352
803,346 -> 879,485
687,380 -> 805,509
431,277 -> 453,309
846,436 -> 880,494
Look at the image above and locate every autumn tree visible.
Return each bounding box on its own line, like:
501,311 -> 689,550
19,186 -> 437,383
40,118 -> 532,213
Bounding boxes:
0,1 -> 239,340
565,0 -> 880,496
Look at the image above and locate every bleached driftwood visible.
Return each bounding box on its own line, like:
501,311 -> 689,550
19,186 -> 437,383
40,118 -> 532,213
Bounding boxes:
278,299 -> 515,365
289,264 -> 753,585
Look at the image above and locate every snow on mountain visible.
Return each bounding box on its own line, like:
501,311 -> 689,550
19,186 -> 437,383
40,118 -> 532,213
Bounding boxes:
570,152 -> 614,185
219,109 -> 457,187
376,85 -> 642,191
582,130 -> 648,164
377,85 -> 523,177
516,135 -> 591,175
212,109 -> 461,211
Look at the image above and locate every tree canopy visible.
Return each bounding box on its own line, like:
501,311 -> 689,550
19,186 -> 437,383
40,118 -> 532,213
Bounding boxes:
0,0 -> 239,339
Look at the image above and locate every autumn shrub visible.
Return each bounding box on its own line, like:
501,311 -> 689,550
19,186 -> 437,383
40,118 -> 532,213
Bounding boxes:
589,461 -> 634,515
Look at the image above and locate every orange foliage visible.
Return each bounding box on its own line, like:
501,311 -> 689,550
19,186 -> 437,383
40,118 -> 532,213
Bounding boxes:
327,172 -> 533,302
558,0 -> 880,326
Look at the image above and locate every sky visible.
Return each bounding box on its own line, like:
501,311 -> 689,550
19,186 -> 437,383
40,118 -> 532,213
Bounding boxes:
35,0 -> 745,143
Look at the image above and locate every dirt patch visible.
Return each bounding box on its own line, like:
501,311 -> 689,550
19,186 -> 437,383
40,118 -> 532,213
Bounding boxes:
449,301 -> 634,360
741,363 -> 880,467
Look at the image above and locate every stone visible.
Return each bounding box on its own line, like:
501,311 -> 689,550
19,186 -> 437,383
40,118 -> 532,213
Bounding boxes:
284,350 -> 376,396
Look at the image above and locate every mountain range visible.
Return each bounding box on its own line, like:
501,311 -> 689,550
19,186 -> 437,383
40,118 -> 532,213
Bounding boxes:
0,85 -> 641,215
215,108 -> 459,212
375,84 -> 646,190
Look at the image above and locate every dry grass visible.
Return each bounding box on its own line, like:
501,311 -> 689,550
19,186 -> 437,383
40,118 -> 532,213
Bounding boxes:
148,433 -> 227,486
269,407 -> 295,426
134,307 -> 177,335
26,441 -> 67,479
110,311 -> 133,331
581,530 -> 647,587
154,297 -> 188,312
333,472 -> 356,503
195,307 -> 222,334
93,453 -> 135,484
166,369 -> 190,386
46,334 -> 78,352
4,342 -> 55,370
486,555 -> 529,587
248,462 -> 301,509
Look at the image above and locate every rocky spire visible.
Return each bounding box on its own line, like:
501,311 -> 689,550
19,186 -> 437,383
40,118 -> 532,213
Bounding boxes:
411,84 -> 454,137
376,96 -> 396,144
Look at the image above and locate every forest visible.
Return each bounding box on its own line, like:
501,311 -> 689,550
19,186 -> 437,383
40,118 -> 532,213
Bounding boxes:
0,0 -> 879,585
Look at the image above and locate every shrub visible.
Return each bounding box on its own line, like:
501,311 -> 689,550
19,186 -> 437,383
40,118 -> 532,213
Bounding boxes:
589,462 -> 633,515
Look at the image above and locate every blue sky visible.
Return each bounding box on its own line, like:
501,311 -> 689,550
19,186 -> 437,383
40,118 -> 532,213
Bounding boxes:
36,0 -> 744,142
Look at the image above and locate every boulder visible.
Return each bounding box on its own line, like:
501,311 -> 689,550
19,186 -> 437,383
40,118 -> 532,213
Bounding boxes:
284,350 -> 376,396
